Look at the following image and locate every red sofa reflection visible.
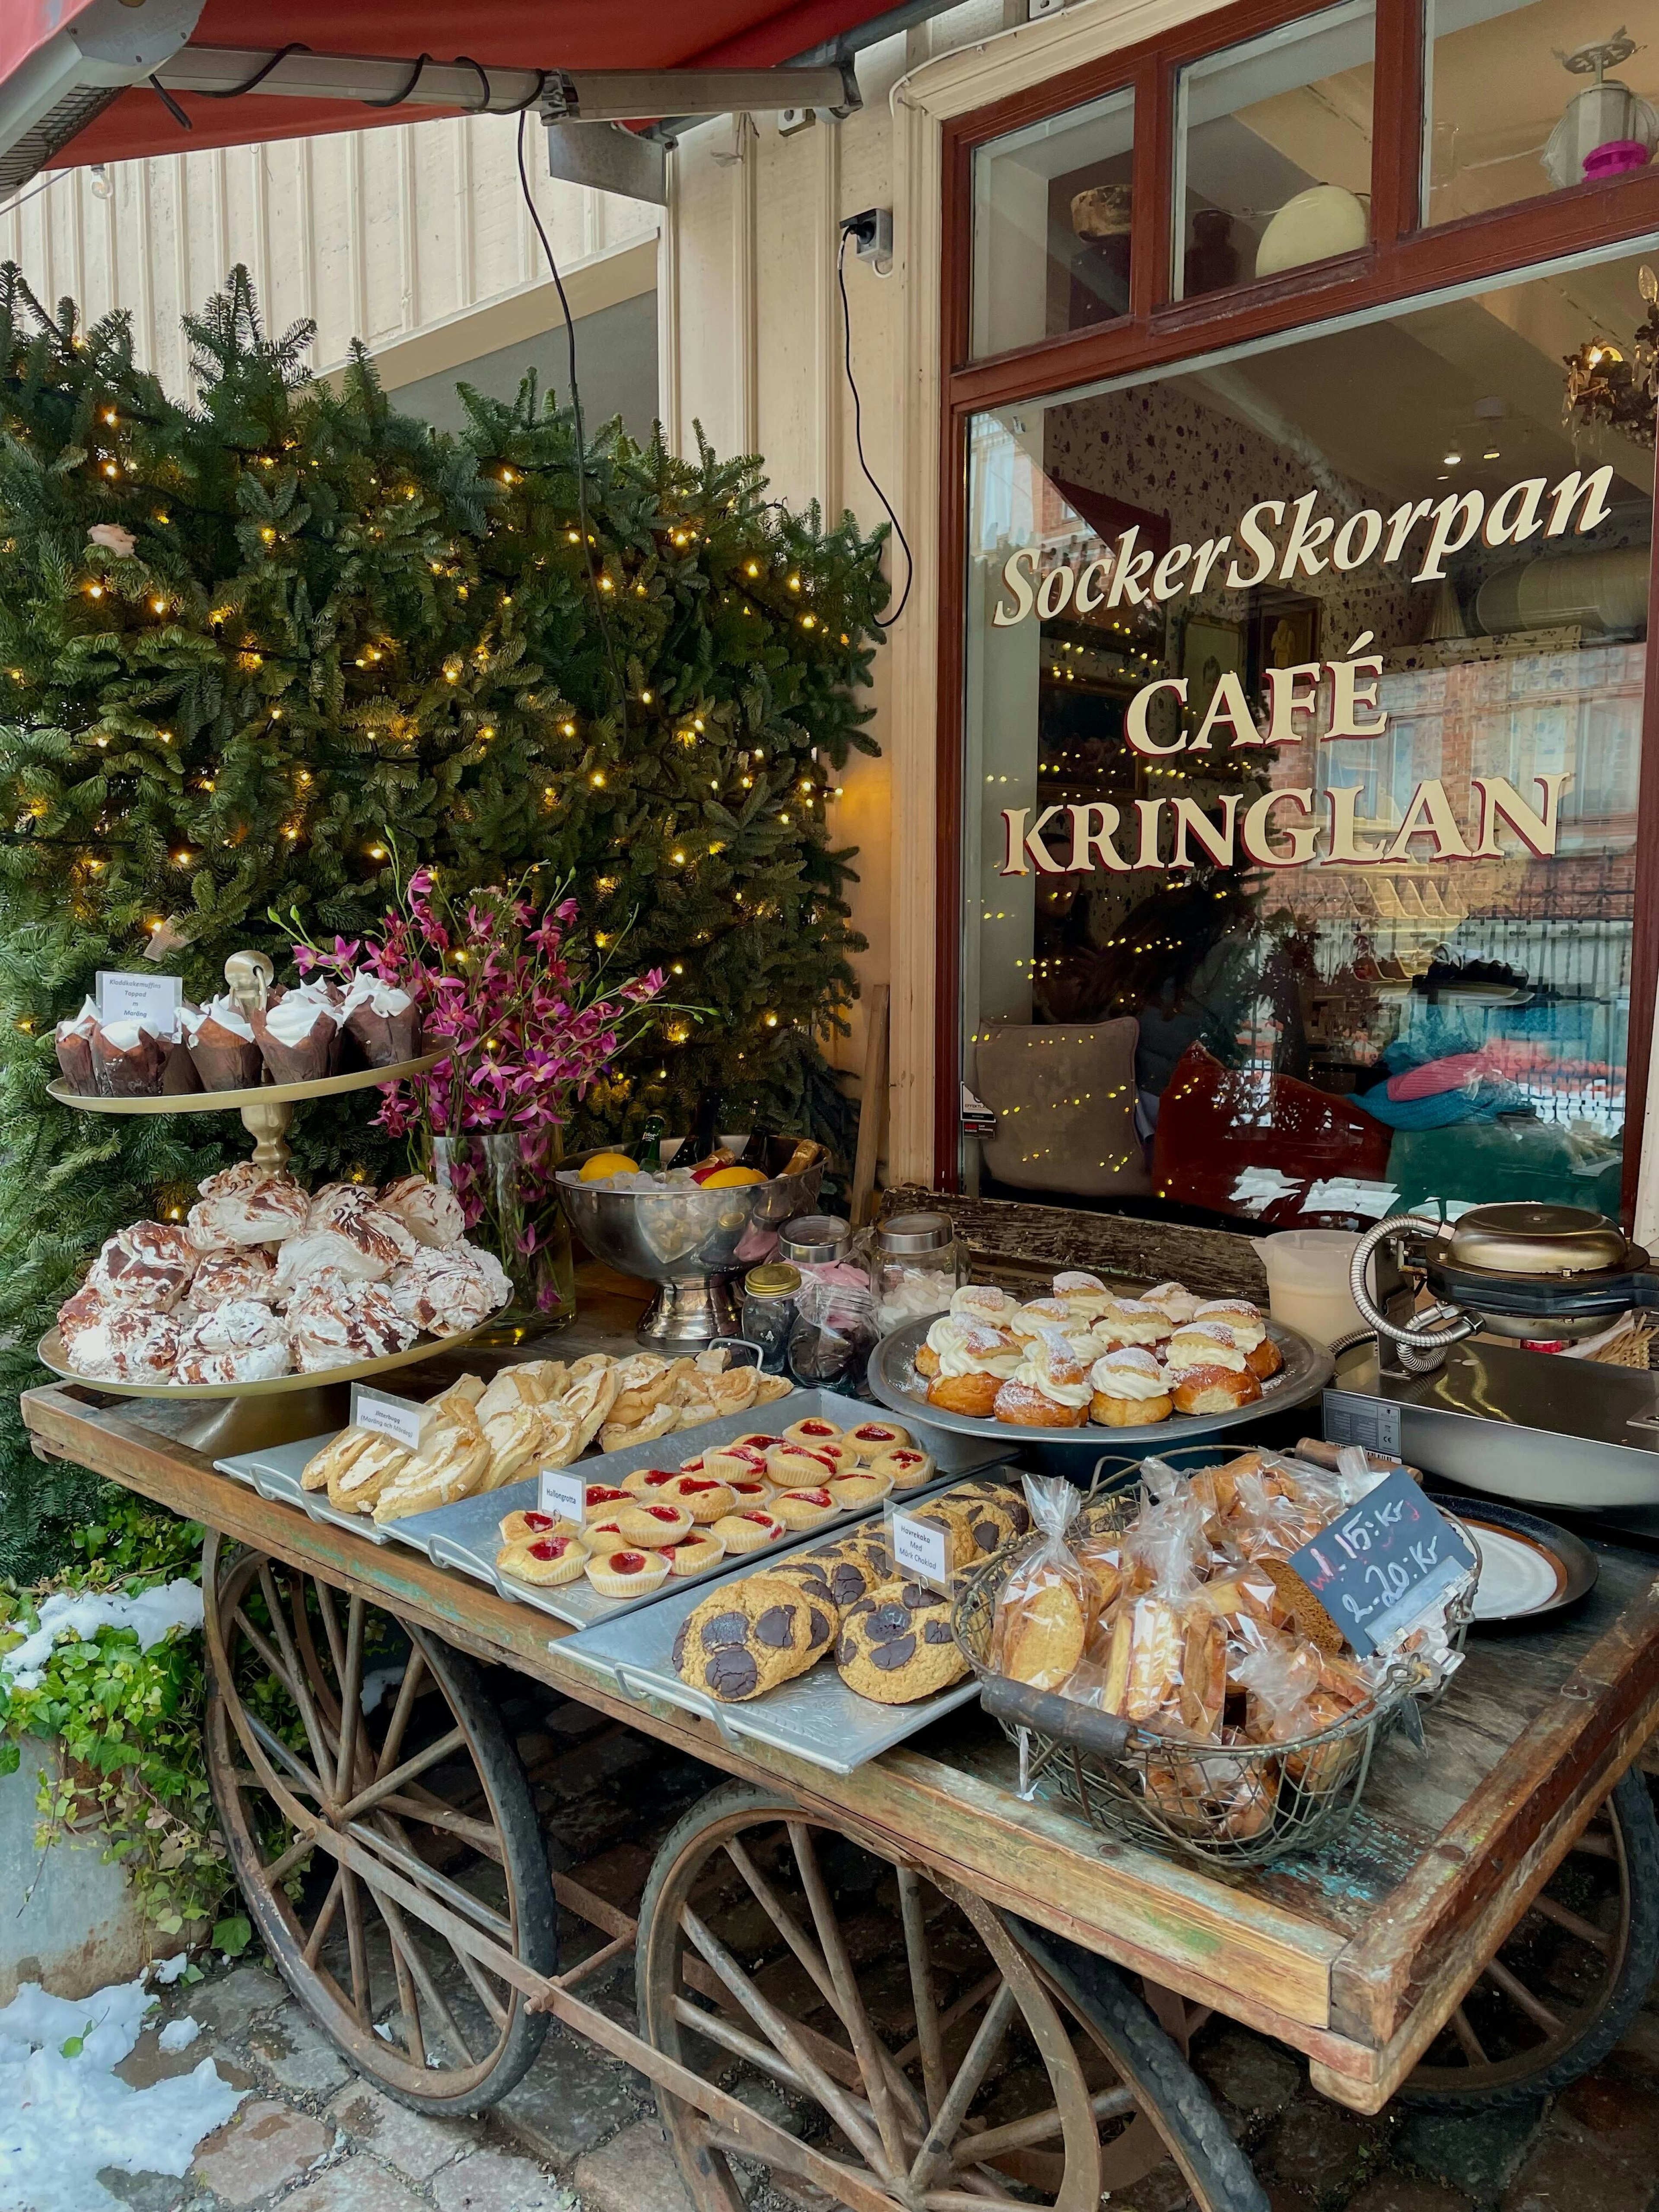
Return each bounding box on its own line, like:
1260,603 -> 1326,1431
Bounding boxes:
1151,1044 -> 1394,1224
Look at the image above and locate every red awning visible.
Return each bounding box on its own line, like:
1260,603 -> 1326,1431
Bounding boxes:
9,1 -> 900,172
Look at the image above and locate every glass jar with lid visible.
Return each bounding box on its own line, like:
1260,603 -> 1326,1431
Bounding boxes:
866,1211 -> 966,1333
741,1262 -> 801,1374
778,1214 -> 869,1291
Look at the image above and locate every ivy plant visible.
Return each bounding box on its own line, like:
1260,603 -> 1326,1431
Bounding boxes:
0,1493 -> 242,1943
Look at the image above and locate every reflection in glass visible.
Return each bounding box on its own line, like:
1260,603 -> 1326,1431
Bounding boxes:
971,88 -> 1135,357
960,251 -> 1653,1229
1426,0 -> 1659,227
1174,0 -> 1376,300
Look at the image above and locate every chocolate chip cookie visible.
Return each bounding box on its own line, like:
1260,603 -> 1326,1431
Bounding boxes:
805,1538 -> 887,1611
672,1572 -> 823,1703
945,1480 -> 1032,1541
836,1579 -> 969,1705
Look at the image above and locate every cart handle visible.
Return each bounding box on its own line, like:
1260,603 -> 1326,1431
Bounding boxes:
979,1676 -> 1132,1761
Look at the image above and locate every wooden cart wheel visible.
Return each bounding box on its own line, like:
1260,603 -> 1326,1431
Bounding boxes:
1403,1766 -> 1659,2107
203,1535 -> 556,2114
634,1778 -> 1268,2212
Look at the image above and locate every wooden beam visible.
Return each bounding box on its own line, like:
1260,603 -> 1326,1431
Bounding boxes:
851,981 -> 891,1228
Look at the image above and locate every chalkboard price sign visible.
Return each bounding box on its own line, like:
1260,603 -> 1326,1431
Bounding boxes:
1287,1469 -> 1476,1658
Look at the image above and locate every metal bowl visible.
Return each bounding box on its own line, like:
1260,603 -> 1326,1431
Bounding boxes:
557,1135 -> 826,1346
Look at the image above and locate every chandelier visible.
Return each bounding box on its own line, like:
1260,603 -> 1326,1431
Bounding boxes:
1563,263 -> 1659,449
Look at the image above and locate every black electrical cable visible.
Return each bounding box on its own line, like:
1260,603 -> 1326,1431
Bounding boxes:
515,108 -> 629,741
363,54 -> 432,109
836,225 -> 912,630
160,44 -> 540,120
194,42 -> 314,98
148,76 -> 193,131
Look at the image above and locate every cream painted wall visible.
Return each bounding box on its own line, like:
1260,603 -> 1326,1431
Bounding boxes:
663,0 -> 1235,1184
664,7 -> 1014,1175
0,112 -> 657,392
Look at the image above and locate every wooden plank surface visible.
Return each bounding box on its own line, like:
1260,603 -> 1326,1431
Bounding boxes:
22,1371 -> 1659,2112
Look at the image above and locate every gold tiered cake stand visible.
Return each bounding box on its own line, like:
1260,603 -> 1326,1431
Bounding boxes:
40,951 -> 478,1456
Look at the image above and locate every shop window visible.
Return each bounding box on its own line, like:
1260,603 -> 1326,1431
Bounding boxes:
959,246 -> 1652,1227
1425,1 -> 1659,228
970,87 -> 1135,358
1173,0 -> 1376,301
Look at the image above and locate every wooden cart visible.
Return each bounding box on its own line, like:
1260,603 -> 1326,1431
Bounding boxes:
22,1373 -> 1659,2212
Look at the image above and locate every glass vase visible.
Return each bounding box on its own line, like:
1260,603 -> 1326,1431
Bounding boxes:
431,1128 -> 576,1336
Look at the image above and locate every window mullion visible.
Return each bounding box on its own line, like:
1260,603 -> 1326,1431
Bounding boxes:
1370,0 -> 1424,245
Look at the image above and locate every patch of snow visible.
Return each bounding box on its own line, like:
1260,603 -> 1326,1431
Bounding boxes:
149,1955 -> 191,1987
0,1974 -> 243,2212
359,1662 -> 405,1716
156,2018 -> 200,2054
1,1580 -> 203,1691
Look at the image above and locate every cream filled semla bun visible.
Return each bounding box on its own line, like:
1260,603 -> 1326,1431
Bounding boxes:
1193,1299 -> 1266,1349
1089,1346 -> 1170,1399
1165,1320 -> 1249,1375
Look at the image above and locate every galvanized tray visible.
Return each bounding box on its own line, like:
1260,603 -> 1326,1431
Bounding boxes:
218,1385 -> 1010,1630
214,1436 -> 399,1548
558,1494 -> 1023,1773
866,1313 -> 1332,1454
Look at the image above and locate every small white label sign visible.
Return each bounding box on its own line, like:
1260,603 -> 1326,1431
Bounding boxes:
539,1467 -> 588,1523
95,969 -> 182,1031
352,1386 -> 432,1453
889,1507 -> 950,1591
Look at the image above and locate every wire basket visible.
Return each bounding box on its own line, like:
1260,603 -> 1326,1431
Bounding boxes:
953,1493 -> 1468,1869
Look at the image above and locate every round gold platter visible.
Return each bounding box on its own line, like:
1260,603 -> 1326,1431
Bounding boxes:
38,1319 -> 489,1458
47,1051 -> 442,1171
38,1320 -> 483,1401
47,1049 -> 442,1116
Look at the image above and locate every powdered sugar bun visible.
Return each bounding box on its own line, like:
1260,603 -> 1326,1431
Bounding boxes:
949,1283 -> 1018,1325
1194,1299 -> 1266,1350
1005,1298 -> 1076,1343
1099,1298 -> 1173,1347
1166,1320 -> 1249,1376
1143,1281 -> 1204,1325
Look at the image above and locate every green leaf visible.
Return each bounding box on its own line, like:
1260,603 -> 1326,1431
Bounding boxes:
213,1913 -> 251,1958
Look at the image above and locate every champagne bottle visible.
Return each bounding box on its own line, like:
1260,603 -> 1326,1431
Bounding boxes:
637,1114 -> 666,1172
738,1127 -> 775,1171
689,1087 -> 722,1162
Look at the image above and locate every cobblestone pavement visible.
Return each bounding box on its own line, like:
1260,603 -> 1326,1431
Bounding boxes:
99,1691 -> 1659,2212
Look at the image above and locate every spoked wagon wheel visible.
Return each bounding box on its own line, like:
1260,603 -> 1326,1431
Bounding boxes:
1404,1765 -> 1659,2107
203,1535 -> 556,2114
635,1779 -> 1268,2212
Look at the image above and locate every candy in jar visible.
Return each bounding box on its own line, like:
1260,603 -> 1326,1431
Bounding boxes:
788,1276 -> 880,1393
868,1211 -> 965,1331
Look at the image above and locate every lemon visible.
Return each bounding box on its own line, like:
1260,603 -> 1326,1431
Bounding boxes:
580,1150 -> 639,1182
701,1165 -> 767,1188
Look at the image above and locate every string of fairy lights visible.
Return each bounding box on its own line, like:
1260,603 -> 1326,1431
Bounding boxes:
2,356 -> 869,1068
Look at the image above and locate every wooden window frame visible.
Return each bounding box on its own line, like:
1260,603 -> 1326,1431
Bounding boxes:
933,0 -> 1659,1216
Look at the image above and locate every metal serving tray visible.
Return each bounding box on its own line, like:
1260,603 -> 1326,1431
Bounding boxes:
215,1437 -> 397,1547
218,1385 -> 1011,1630
867,1314 -> 1332,1456
557,1502 -> 1019,1773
